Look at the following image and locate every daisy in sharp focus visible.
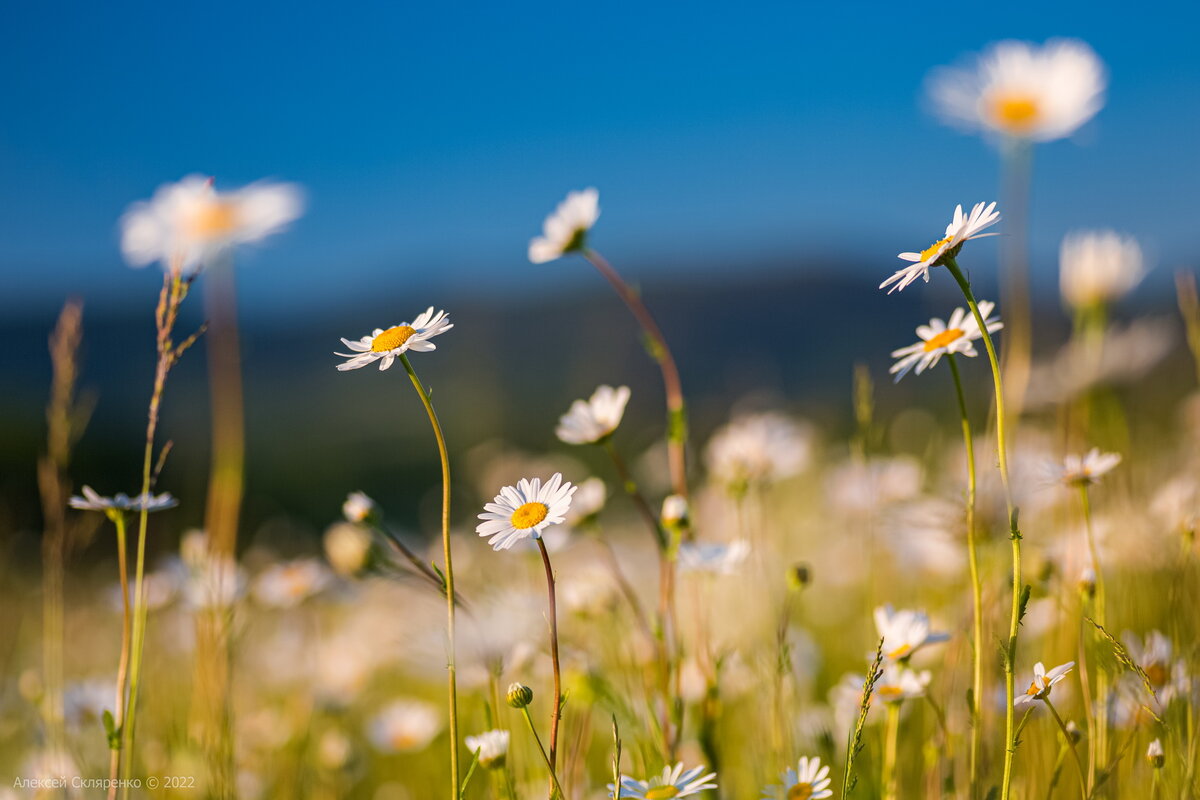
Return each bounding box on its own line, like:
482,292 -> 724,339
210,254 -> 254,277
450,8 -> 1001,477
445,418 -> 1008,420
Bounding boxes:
475,473 -> 577,551
1014,661 -> 1075,707
611,762 -> 718,799
874,604 -> 950,661
762,755 -> 833,799
120,174 -> 303,275
890,301 -> 1003,381
335,307 -> 453,372
1051,448 -> 1121,487
556,384 -> 631,445
881,202 -> 1001,294
927,39 -> 1106,143
528,188 -> 600,264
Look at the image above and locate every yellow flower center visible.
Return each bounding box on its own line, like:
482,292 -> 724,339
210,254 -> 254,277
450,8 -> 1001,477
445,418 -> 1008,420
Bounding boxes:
644,788 -> 680,799
923,328 -> 965,352
788,784 -> 815,800
372,325 -> 417,353
511,502 -> 549,530
1145,663 -> 1169,686
876,685 -> 904,700
920,236 -> 952,263
1026,680 -> 1043,697
887,643 -> 913,659
992,92 -> 1042,133
389,730 -> 419,750
185,200 -> 240,239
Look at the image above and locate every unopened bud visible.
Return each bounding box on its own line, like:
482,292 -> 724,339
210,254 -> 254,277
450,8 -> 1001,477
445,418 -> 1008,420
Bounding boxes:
1147,738 -> 1165,768
1078,567 -> 1096,599
343,491 -> 378,524
787,562 -> 812,591
1065,720 -> 1082,745
506,683 -> 533,709
661,494 -> 689,527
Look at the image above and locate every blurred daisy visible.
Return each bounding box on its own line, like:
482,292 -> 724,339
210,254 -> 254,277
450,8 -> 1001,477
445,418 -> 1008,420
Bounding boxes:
324,522 -> 373,577
475,473 -> 577,551
1123,630 -> 1190,703
678,539 -> 751,575
528,188 -> 600,264
874,605 -> 950,661
252,558 -> 333,608
882,202 -> 1000,294
927,39 -> 1105,142
367,699 -> 442,753
342,491 -> 378,523
335,308 -> 453,372
1051,448 -> 1121,486
890,301 -> 1003,381
762,756 -> 833,800
1014,661 -> 1075,707
1147,738 -> 1165,768
611,762 -> 718,799
464,729 -> 510,769
705,411 -> 813,490
1059,230 -> 1145,310
565,476 -> 607,525
556,384 -> 631,444
875,664 -> 932,703
120,174 -> 303,275
183,555 -> 246,610
69,485 -> 178,514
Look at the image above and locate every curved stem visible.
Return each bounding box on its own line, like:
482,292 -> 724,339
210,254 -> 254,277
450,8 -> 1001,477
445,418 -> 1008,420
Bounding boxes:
521,706 -> 567,800
601,438 -> 667,550
398,353 -> 459,798
883,702 -> 901,800
1044,698 -> 1088,800
1080,484 -> 1107,788
536,538 -> 564,799
107,513 -> 131,800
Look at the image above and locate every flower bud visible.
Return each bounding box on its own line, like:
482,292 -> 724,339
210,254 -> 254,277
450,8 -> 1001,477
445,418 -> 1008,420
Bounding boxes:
1078,567 -> 1096,599
343,491 -> 378,524
661,494 -> 689,527
506,683 -> 533,709
1147,738 -> 1165,768
787,562 -> 812,591
1065,720 -> 1082,745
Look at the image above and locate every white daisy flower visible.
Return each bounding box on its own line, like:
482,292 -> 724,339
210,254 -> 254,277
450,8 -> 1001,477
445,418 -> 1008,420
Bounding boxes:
251,558 -> 333,609
528,188 -> 600,264
69,485 -> 178,514
367,699 -> 442,753
1014,661 -> 1075,707
1051,448 -> 1122,486
874,605 -> 950,661
464,729 -> 510,769
342,491 -> 378,523
335,307 -> 453,372
1059,230 -> 1145,310
875,664 -> 932,703
475,473 -> 577,551
323,522 -> 374,577
678,539 -> 751,576
611,762 -> 718,799
120,174 -> 303,275
183,555 -> 246,611
762,755 -> 833,800
881,202 -> 1001,294
705,411 -> 813,490
555,384 -> 631,445
889,301 -> 1003,381
565,476 -> 607,525
927,39 -> 1106,143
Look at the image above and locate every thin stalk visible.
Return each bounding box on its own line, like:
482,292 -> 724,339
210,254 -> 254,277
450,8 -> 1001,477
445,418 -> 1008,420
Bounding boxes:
536,537 -> 564,798
107,512 -> 132,800
1043,698 -> 1088,800
601,438 -> 668,550
520,706 -> 567,800
883,702 -> 901,800
948,353 -> 984,799
398,353 -> 459,798
1079,484 -> 1108,789
944,256 -> 1023,800
999,140 -> 1034,420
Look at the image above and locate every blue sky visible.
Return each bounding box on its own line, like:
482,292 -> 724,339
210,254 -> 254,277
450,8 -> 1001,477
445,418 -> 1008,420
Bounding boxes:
3,1 -> 1197,316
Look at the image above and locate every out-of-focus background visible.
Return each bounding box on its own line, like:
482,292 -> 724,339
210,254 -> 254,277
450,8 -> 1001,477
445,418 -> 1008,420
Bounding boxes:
3,0 -> 1198,548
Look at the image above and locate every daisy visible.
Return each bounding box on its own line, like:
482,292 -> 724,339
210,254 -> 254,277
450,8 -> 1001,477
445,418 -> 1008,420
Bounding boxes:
342,491 -> 378,523
335,307 -> 453,372
1051,448 -> 1121,486
1147,738 -> 1165,768
875,664 -> 932,703
1059,230 -> 1145,310
464,729 -> 510,769
555,384 -> 631,445
927,39 -> 1106,143
881,202 -> 1001,294
565,476 -> 607,525
678,539 -> 751,576
528,188 -> 600,264
475,473 -> 577,551
251,558 -> 333,609
120,174 -> 303,275
323,522 -> 374,577
611,762 -> 718,799
1014,661 -> 1075,707
874,605 -> 950,661
889,301 -> 1003,381
367,699 -> 442,753
705,411 -> 813,490
69,485 -> 178,514
761,755 -> 833,799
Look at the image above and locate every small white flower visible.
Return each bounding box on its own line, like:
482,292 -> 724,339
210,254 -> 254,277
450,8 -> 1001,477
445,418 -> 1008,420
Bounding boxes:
705,411 -> 813,489
556,384 -> 631,445
875,664 -> 932,703
464,729 -> 510,769
661,493 -> 690,526
528,188 -> 600,264
335,308 -> 453,372
252,558 -> 333,608
882,202 -> 1001,294
565,477 -> 607,524
1060,230 -> 1145,310
475,473 -> 577,551
367,699 -> 442,753
890,301 -> 1003,381
874,605 -> 950,661
342,491 -> 378,523
611,762 -> 718,799
927,39 -> 1106,143
762,755 -> 833,800
678,539 -> 751,576
1051,448 -> 1121,486
1015,661 -> 1075,707
1147,738 -> 1165,767
120,174 -> 303,274
324,522 -> 373,577
69,485 -> 178,514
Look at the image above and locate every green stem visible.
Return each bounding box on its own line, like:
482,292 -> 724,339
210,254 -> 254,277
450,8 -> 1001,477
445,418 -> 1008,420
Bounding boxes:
945,256 -> 1022,800
1044,698 -> 1088,800
883,702 -> 901,800
521,706 -> 567,800
536,537 -> 564,799
107,512 -> 132,800
1079,484 -> 1107,791
399,353 -> 459,799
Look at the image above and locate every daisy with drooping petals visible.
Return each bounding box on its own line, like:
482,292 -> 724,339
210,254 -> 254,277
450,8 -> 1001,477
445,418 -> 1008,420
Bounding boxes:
555,384 -> 631,445
890,301 -> 1004,381
528,188 -> 600,263
1014,661 -> 1075,707
874,604 -> 950,662
475,473 -> 577,551
1051,448 -> 1121,487
762,755 -> 833,799
927,39 -> 1106,143
881,202 -> 1001,294
1059,230 -> 1145,310
120,174 -> 303,275
335,308 -> 453,372
69,486 -> 179,514
611,762 -> 718,799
